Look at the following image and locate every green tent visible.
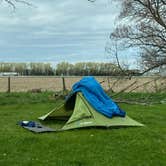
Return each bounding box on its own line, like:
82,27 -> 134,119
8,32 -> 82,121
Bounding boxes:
39,92 -> 143,131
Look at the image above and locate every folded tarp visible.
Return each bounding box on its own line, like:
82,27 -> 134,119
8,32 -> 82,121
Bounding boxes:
18,121 -> 55,133
67,76 -> 126,118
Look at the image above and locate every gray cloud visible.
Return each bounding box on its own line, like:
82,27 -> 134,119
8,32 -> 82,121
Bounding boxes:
0,0 -> 122,64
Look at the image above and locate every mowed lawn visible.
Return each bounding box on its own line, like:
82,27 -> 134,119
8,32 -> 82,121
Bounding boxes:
0,92 -> 166,166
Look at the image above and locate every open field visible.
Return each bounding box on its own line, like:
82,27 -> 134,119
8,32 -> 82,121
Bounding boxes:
0,92 -> 166,166
0,76 -> 166,93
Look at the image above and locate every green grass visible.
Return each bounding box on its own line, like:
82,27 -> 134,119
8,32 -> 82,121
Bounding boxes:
0,92 -> 166,166
110,92 -> 166,104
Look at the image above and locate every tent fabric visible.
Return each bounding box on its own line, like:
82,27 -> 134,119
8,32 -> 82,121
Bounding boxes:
69,76 -> 126,118
38,92 -> 144,132
36,76 -> 144,133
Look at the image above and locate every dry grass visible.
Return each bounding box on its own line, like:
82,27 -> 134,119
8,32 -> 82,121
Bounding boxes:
0,76 -> 166,93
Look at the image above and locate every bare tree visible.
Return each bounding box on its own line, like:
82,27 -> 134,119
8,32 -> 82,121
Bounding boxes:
105,40 -> 128,75
110,0 -> 166,74
2,0 -> 32,10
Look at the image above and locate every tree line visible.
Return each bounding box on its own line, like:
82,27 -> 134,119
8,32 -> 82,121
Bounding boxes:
0,63 -> 54,76
0,62 -> 140,76
56,62 -> 140,76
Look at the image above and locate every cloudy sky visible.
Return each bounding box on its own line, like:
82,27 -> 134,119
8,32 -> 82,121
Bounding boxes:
0,0 -> 139,67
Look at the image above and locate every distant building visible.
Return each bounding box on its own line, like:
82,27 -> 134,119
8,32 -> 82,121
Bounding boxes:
160,65 -> 166,76
0,72 -> 19,76
143,65 -> 166,77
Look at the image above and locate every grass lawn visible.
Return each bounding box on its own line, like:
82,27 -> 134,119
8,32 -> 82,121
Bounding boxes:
0,92 -> 166,166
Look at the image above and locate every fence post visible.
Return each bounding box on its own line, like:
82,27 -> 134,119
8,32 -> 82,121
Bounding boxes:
7,76 -> 11,93
62,75 -> 66,92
